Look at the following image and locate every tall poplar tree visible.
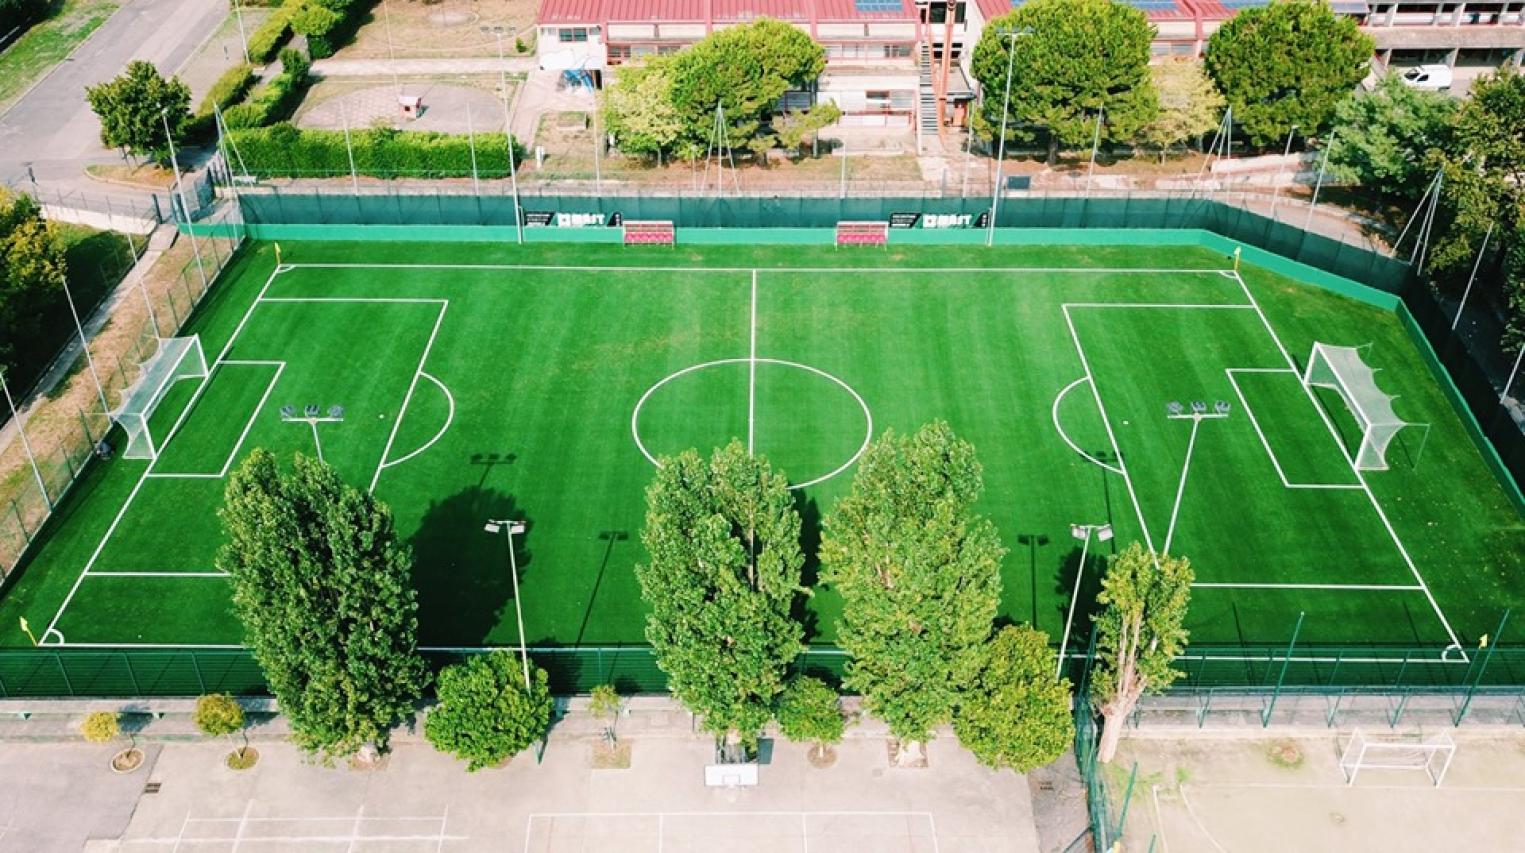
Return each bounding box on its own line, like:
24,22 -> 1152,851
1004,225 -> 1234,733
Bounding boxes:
636,440 -> 804,755
821,422 -> 1004,764
218,449 -> 429,760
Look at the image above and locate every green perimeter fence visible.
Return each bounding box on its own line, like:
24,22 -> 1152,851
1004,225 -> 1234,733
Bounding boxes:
227,190 -> 1525,510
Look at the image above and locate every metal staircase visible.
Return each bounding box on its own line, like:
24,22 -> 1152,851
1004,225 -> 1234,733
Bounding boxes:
917,43 -> 939,152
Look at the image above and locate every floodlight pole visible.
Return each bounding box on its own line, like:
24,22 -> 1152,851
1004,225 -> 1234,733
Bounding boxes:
0,371 -> 50,509
487,519 -> 531,690
1454,222 -> 1494,331
341,105 -> 359,194
1268,124 -> 1297,219
487,29 -> 524,244
61,273 -> 109,415
232,0 -> 250,63
162,108 -> 208,291
986,28 -> 1026,247
1085,106 -> 1103,197
1057,522 -> 1111,680
466,99 -> 480,194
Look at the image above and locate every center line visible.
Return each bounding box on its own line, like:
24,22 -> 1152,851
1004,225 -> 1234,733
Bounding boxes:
748,270 -> 758,455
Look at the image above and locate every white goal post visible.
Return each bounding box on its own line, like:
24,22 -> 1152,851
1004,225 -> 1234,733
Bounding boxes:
110,336 -> 209,459
1338,728 -> 1455,786
1302,342 -> 1429,471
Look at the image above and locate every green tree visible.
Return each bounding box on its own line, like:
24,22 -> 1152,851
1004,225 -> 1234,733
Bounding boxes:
194,693 -> 251,759
1204,0 -> 1374,146
1426,68 -> 1525,351
425,653 -> 553,771
666,18 -> 826,153
217,449 -> 429,760
636,440 -> 805,755
589,684 -> 622,744
953,625 -> 1074,771
775,676 -> 845,763
821,422 -> 1004,764
604,56 -> 685,158
85,60 -> 192,163
1138,58 -> 1225,157
774,103 -> 843,158
1090,543 -> 1192,763
970,0 -> 1157,162
0,189 -> 66,378
1327,73 -> 1455,200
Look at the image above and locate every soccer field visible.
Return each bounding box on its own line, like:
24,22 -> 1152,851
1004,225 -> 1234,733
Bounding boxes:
2,239 -> 1521,657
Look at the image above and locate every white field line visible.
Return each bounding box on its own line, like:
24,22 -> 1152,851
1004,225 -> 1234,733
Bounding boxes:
1231,271 -> 1465,654
369,301 -> 450,493
289,262 -> 1234,276
39,267 -> 284,645
1051,377 -> 1126,475
142,362 -> 284,478
258,297 -> 446,303
748,270 -> 758,455
1063,303 -> 1255,310
1162,416 -> 1204,555
1224,369 -> 1363,491
144,472 -> 221,479
84,571 -> 229,578
1193,582 -> 1425,591
380,372 -> 456,470
1061,305 -> 1159,556
523,810 -> 937,853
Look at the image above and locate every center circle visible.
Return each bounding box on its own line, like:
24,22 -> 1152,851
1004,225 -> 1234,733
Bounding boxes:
631,358 -> 873,490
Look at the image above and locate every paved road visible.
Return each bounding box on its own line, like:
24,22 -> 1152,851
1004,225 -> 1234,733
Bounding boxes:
0,0 -> 228,196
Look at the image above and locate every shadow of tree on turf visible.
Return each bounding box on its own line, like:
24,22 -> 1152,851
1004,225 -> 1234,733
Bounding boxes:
409,485 -> 528,648
793,493 -> 823,642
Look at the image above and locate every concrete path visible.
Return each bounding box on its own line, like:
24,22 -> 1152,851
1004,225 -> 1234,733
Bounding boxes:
3,699 -> 1042,852
0,0 -> 230,197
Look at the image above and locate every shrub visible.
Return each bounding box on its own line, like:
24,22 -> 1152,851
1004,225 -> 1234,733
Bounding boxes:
775,677 -> 845,759
81,711 -> 120,744
425,652 -> 553,771
247,8 -> 292,64
193,693 -> 245,739
228,124 -> 527,177
222,50 -> 311,129
199,64 -> 256,116
953,625 -> 1074,772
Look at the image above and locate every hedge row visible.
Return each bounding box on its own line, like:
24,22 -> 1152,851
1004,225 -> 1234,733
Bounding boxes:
224,49 -> 310,129
199,64 -> 256,116
291,0 -> 373,59
228,123 -> 528,178
247,8 -> 292,64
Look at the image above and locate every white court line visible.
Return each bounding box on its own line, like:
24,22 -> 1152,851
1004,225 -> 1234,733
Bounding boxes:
748,270 -> 758,455
39,267 -> 284,645
1230,271 -> 1465,654
1162,416 -> 1205,555
1061,305 -> 1159,556
379,372 -> 456,471
523,810 -> 938,853
259,296 -> 446,303
231,800 -> 252,853
1193,582 -> 1425,591
1064,302 -> 1255,310
1224,369 -> 1363,491
1051,377 -> 1126,475
370,301 -> 450,493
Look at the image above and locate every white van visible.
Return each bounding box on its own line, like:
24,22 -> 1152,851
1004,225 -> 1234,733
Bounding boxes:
1401,65 -> 1453,92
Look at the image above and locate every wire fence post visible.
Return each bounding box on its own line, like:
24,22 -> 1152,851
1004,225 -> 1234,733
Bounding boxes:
1456,610 -> 1510,724
1262,611 -> 1305,727
0,371 -> 51,509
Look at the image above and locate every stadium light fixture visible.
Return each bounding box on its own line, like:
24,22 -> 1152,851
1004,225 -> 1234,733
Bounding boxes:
485,518 -> 531,689
1058,522 -> 1112,678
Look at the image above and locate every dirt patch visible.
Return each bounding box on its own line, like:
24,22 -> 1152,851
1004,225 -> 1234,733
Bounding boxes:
85,163 -> 178,190
111,747 -> 145,773
591,741 -> 631,769
226,747 -> 259,770
333,0 -> 537,60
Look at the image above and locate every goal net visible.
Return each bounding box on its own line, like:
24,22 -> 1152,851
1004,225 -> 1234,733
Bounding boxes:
110,336 -> 209,459
1302,343 -> 1420,471
1338,728 -> 1455,786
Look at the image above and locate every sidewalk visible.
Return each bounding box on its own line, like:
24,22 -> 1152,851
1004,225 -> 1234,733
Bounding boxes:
311,56 -> 538,77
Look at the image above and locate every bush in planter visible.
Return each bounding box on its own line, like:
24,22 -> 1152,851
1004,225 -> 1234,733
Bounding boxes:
194,693 -> 257,768
425,652 -> 553,771
775,676 -> 845,764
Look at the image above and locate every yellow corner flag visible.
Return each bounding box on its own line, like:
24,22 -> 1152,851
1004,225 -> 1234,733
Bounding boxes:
1481,634 -> 1490,649
18,616 -> 36,646
274,242 -> 283,266
1233,246 -> 1242,272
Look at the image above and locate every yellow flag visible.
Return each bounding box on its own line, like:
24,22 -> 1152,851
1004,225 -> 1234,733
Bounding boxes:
1480,634 -> 1489,649
18,616 -> 27,634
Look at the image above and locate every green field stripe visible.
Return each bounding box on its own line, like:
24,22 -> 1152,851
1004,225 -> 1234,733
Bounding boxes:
150,362 -> 282,475
1225,369 -> 1361,488
52,574 -> 238,646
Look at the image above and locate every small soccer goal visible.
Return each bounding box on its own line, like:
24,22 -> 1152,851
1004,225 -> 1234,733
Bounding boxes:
623,220 -> 675,246
110,336 -> 209,459
1302,342 -> 1430,471
1338,728 -> 1455,786
835,221 -> 889,248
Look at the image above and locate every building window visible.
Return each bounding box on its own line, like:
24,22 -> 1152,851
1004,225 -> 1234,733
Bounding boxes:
559,27 -> 589,42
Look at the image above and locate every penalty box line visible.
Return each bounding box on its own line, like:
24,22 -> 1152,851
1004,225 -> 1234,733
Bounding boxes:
1224,368 -> 1363,491
1230,271 -> 1466,656
39,265 -> 287,646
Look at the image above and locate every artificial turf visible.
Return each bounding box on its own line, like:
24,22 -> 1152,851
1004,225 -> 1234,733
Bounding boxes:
1,239 -> 1521,654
